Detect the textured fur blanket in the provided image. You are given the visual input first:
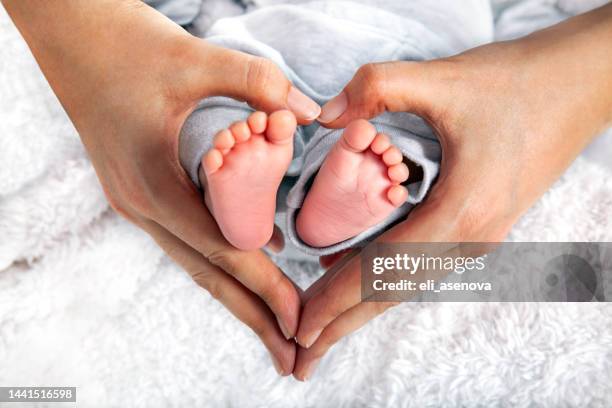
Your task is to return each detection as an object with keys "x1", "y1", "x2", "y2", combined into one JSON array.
[{"x1": 1, "y1": 1, "x2": 611, "y2": 406}]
